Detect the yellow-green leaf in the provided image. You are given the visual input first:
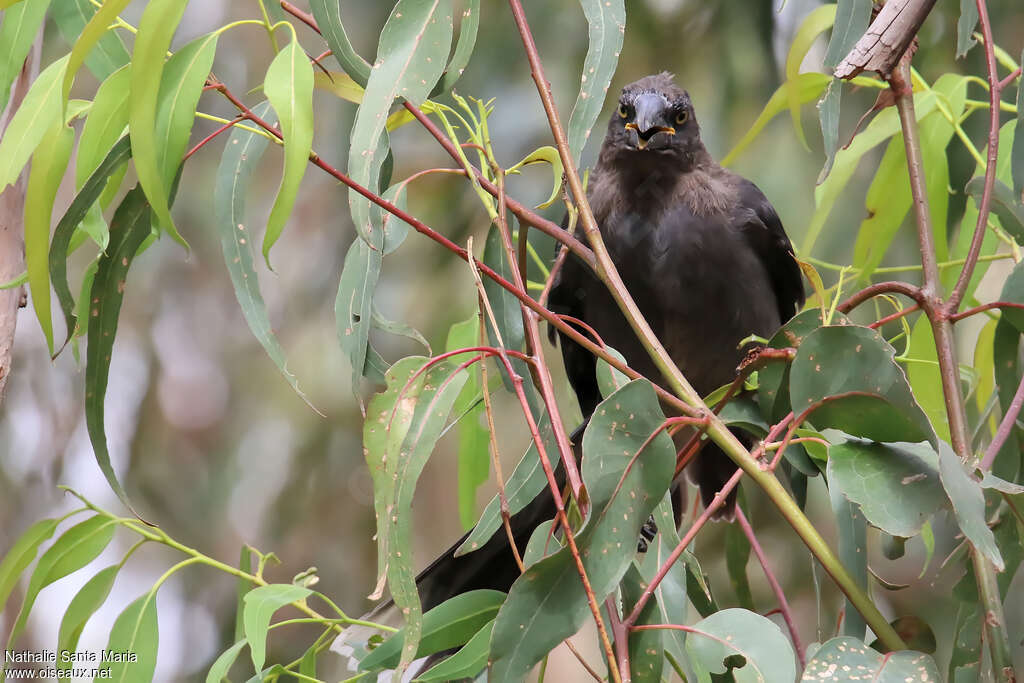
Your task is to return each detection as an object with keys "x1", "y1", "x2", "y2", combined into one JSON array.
[
  {"x1": 0, "y1": 55, "x2": 69, "y2": 190},
  {"x1": 63, "y1": 0, "x2": 132, "y2": 103},
  {"x1": 76, "y1": 64, "x2": 130, "y2": 189},
  {"x1": 785, "y1": 4, "x2": 836, "y2": 150}
]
